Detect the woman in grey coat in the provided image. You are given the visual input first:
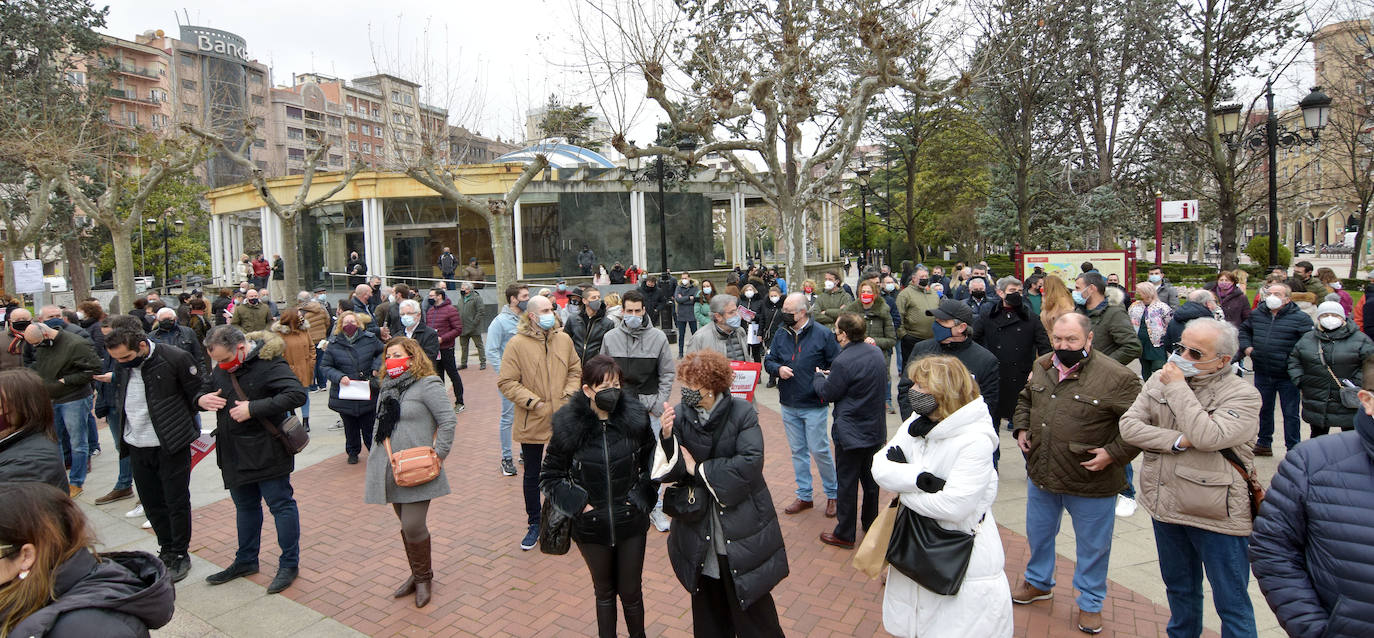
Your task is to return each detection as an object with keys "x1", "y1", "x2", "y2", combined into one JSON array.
[{"x1": 364, "y1": 337, "x2": 457, "y2": 609}]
